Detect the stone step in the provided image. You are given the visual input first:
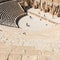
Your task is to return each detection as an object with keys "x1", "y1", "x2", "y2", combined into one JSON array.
[
  {"x1": 10, "y1": 46, "x2": 35, "y2": 55},
  {"x1": 22, "y1": 55, "x2": 38, "y2": 60},
  {"x1": 9, "y1": 54, "x2": 21, "y2": 60},
  {"x1": 26, "y1": 49, "x2": 41, "y2": 55},
  {"x1": 0, "y1": 53, "x2": 8, "y2": 60},
  {"x1": 0, "y1": 43, "x2": 60, "y2": 60},
  {"x1": 0, "y1": 43, "x2": 11, "y2": 54}
]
